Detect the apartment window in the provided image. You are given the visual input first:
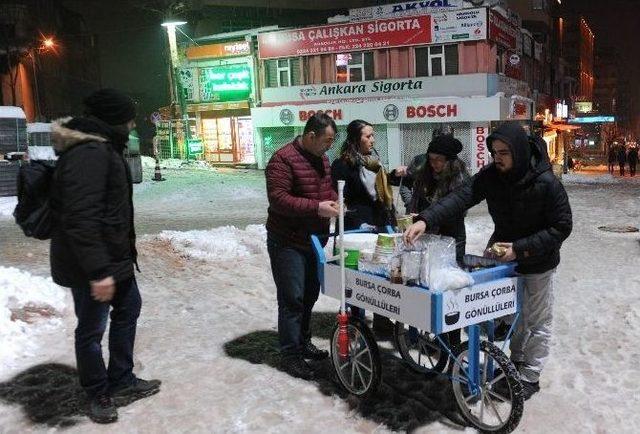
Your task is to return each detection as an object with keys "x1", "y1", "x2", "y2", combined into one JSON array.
[
  {"x1": 264, "y1": 58, "x2": 302, "y2": 87},
  {"x1": 496, "y1": 47, "x2": 505, "y2": 74},
  {"x1": 336, "y1": 52, "x2": 374, "y2": 82},
  {"x1": 415, "y1": 44, "x2": 458, "y2": 77},
  {"x1": 532, "y1": 0, "x2": 545, "y2": 11}
]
